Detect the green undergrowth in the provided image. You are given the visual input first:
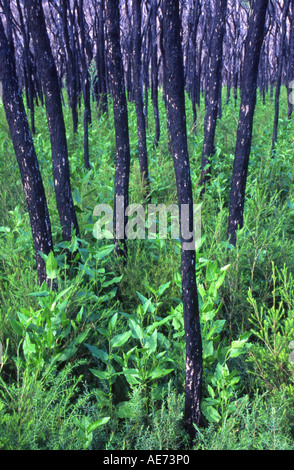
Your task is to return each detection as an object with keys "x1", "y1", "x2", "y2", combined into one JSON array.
[{"x1": 0, "y1": 87, "x2": 293, "y2": 449}]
